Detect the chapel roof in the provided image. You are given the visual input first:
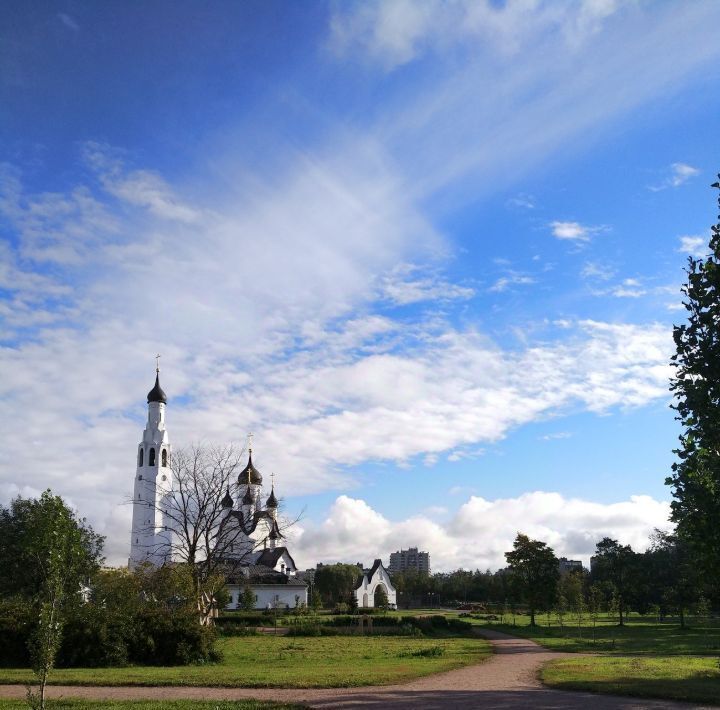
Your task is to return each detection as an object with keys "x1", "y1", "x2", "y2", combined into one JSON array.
[
  {"x1": 266, "y1": 486, "x2": 278, "y2": 508},
  {"x1": 147, "y1": 371, "x2": 167, "y2": 404},
  {"x1": 255, "y1": 546, "x2": 296, "y2": 570}
]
